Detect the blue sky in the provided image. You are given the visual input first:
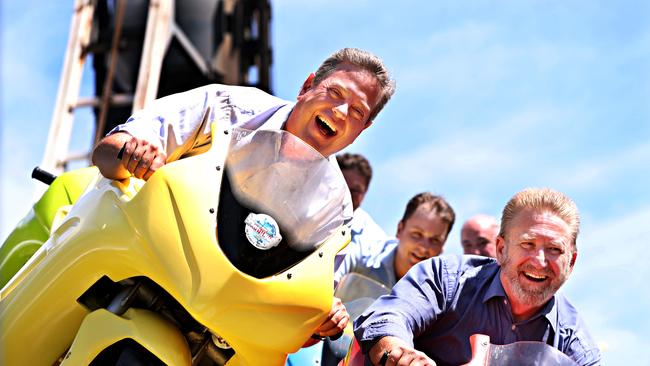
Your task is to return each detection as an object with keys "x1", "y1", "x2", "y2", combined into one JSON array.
[{"x1": 2, "y1": 1, "x2": 649, "y2": 364}]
